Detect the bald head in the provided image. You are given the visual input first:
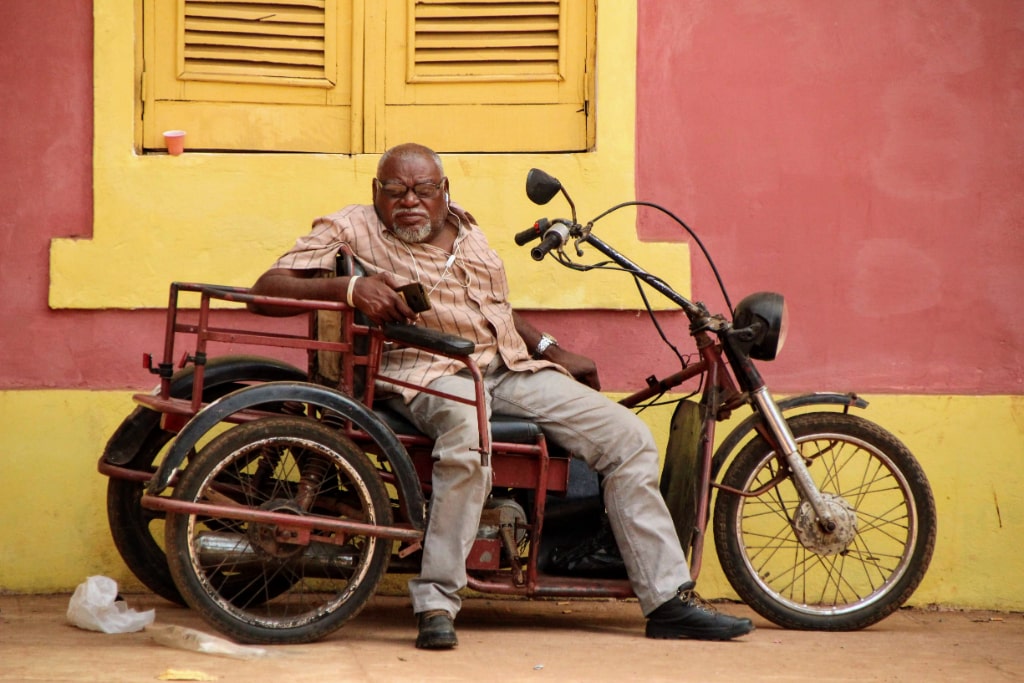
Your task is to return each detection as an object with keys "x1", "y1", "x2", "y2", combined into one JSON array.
[{"x1": 377, "y1": 143, "x2": 445, "y2": 178}]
